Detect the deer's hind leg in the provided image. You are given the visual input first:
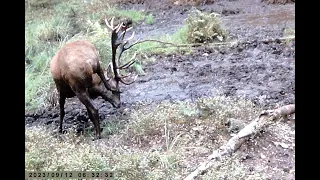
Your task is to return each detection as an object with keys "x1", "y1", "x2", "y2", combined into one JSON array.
[
  {"x1": 58, "y1": 94, "x2": 66, "y2": 133},
  {"x1": 53, "y1": 80, "x2": 68, "y2": 134}
]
